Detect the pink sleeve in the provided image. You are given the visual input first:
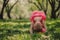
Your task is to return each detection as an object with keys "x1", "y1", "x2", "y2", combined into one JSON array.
[
  {"x1": 30, "y1": 15, "x2": 34, "y2": 22},
  {"x1": 40, "y1": 12, "x2": 46, "y2": 21},
  {"x1": 42, "y1": 15, "x2": 46, "y2": 21}
]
